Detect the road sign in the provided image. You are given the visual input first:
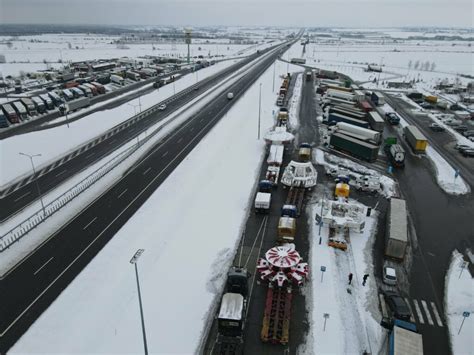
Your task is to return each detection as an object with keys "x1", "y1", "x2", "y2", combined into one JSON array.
[
  {"x1": 320, "y1": 266, "x2": 326, "y2": 272},
  {"x1": 323, "y1": 313, "x2": 330, "y2": 331},
  {"x1": 387, "y1": 165, "x2": 393, "y2": 175},
  {"x1": 455, "y1": 169, "x2": 460, "y2": 178},
  {"x1": 459, "y1": 311, "x2": 471, "y2": 334},
  {"x1": 463, "y1": 311, "x2": 470, "y2": 318},
  {"x1": 323, "y1": 313, "x2": 330, "y2": 319}
]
